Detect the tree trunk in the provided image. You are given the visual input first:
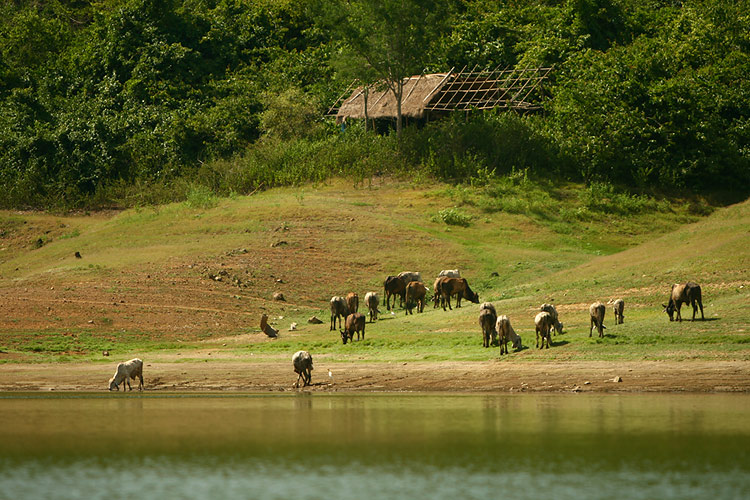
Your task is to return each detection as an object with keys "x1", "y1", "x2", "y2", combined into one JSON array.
[
  {"x1": 395, "y1": 81, "x2": 404, "y2": 139},
  {"x1": 363, "y1": 86, "x2": 370, "y2": 132}
]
